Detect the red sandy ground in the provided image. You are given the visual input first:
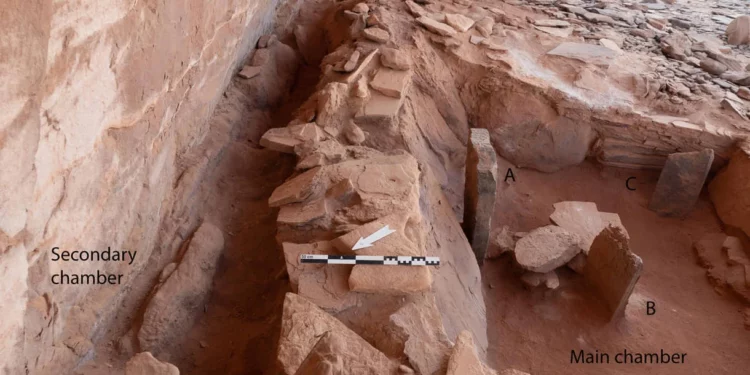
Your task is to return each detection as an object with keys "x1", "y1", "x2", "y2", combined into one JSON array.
[{"x1": 483, "y1": 156, "x2": 750, "y2": 375}]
